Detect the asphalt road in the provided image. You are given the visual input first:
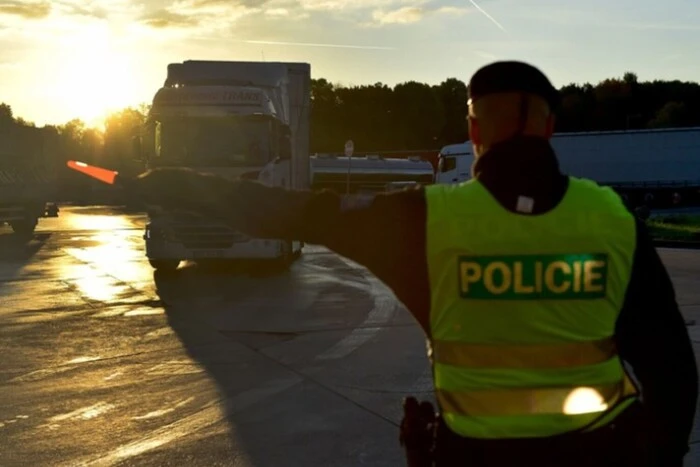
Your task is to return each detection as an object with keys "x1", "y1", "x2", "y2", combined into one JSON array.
[{"x1": 0, "y1": 206, "x2": 698, "y2": 466}]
